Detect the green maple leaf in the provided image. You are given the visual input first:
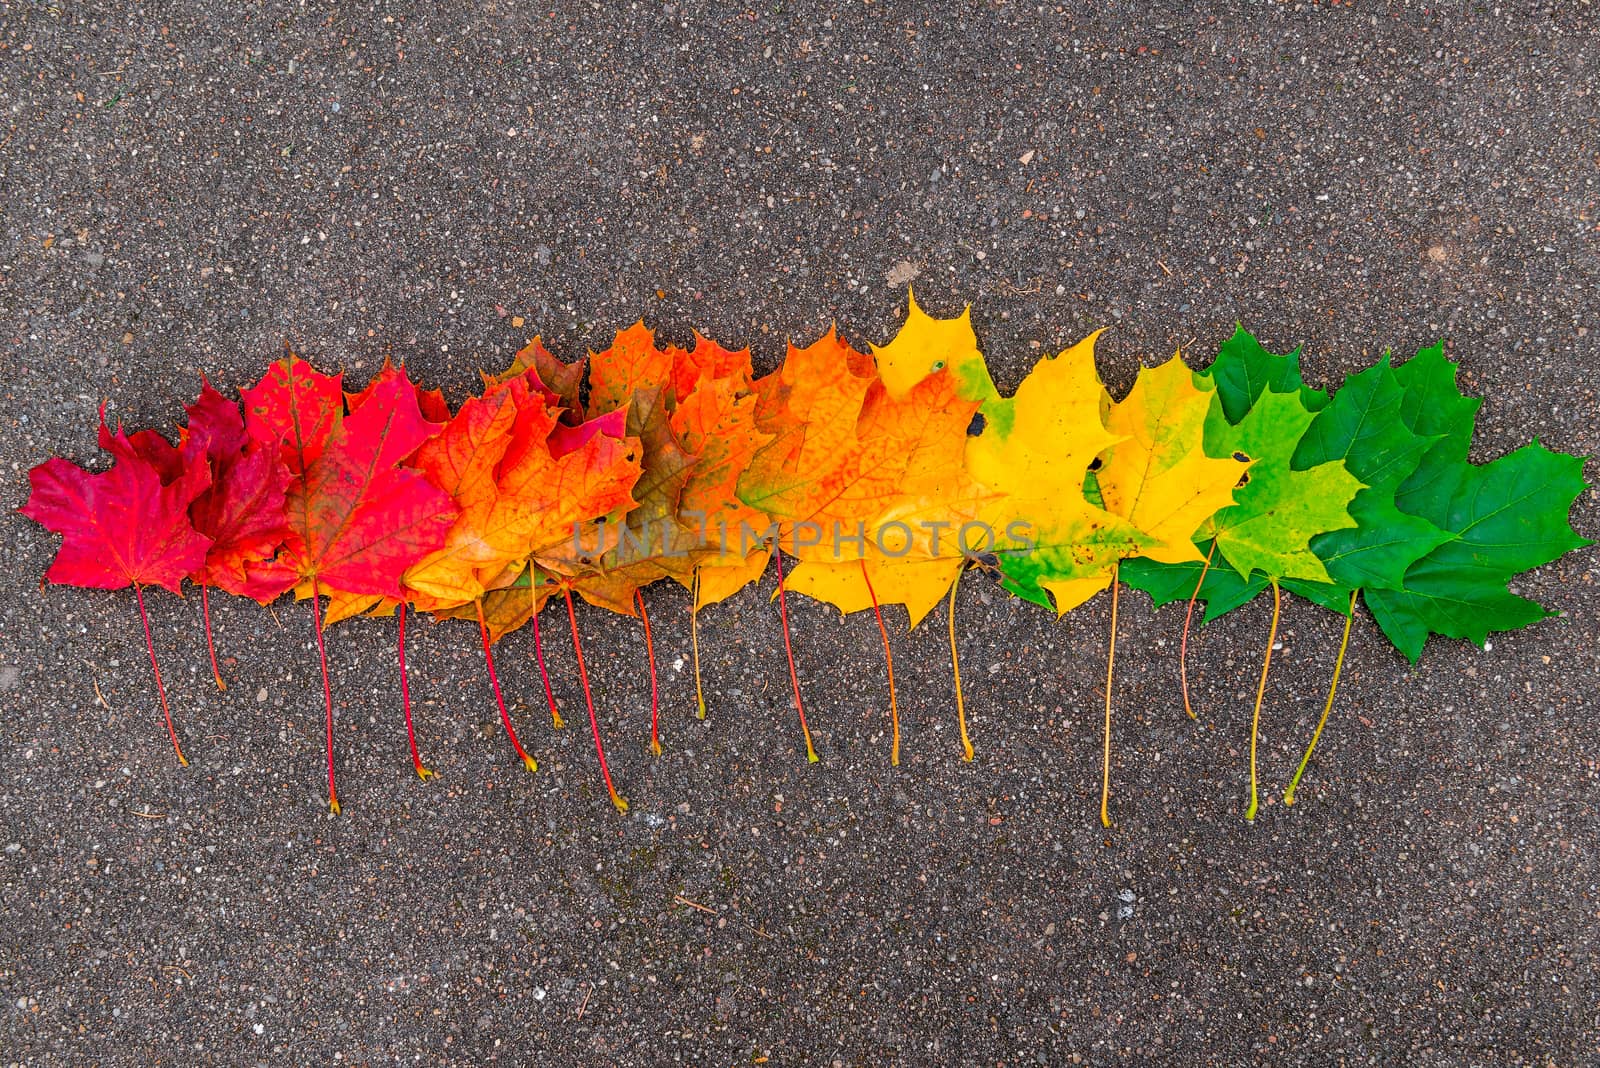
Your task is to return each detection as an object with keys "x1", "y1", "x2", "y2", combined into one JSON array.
[
  {"x1": 1391, "y1": 340, "x2": 1480, "y2": 475},
  {"x1": 1200, "y1": 387, "x2": 1364, "y2": 584},
  {"x1": 1120, "y1": 544, "x2": 1268, "y2": 621},
  {"x1": 1123, "y1": 328, "x2": 1338, "y2": 613},
  {"x1": 1280, "y1": 352, "x2": 1454, "y2": 603},
  {"x1": 1208, "y1": 325, "x2": 1327, "y2": 424},
  {"x1": 1355, "y1": 345, "x2": 1592, "y2": 661}
]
